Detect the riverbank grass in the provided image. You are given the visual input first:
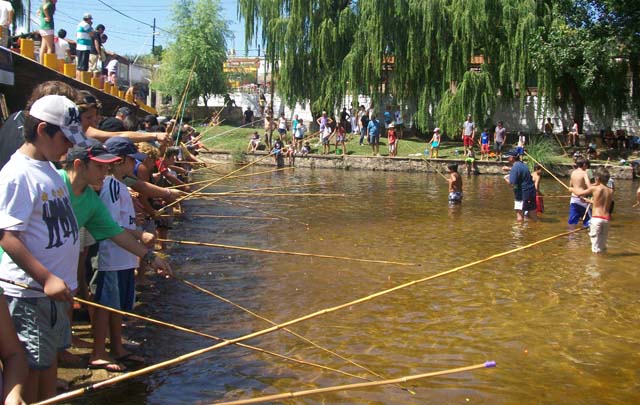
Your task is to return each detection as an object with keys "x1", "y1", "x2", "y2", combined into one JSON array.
[
  {"x1": 197, "y1": 125, "x2": 598, "y2": 164},
  {"x1": 199, "y1": 125, "x2": 467, "y2": 158}
]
